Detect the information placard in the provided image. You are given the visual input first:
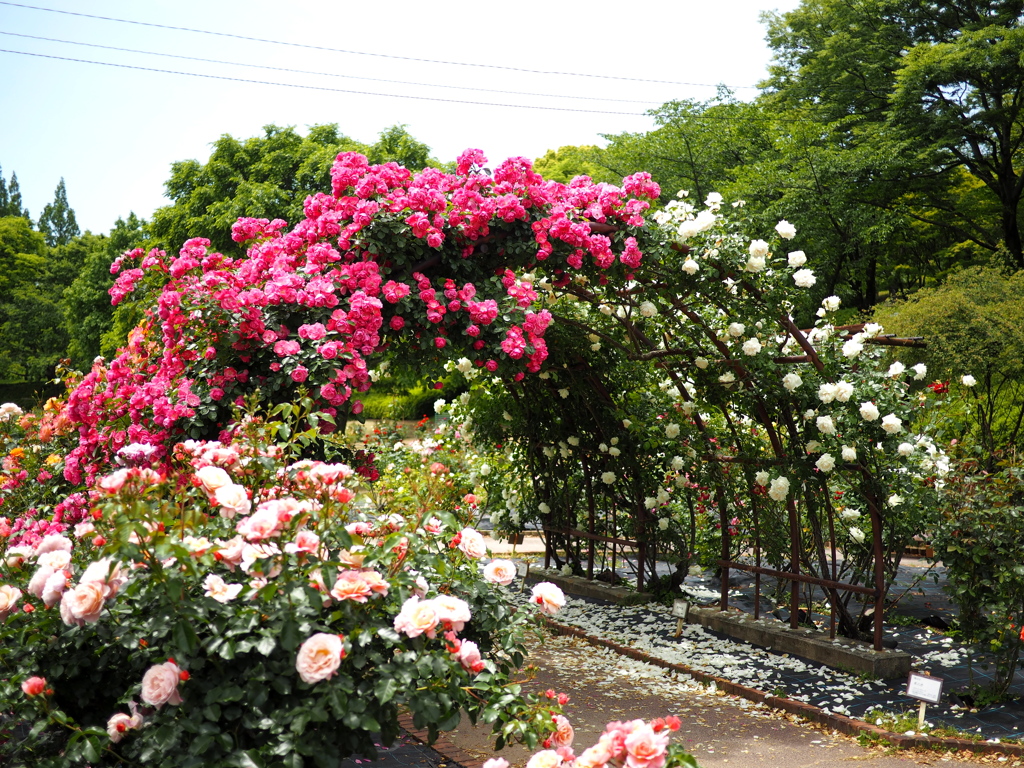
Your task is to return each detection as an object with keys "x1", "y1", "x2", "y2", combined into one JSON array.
[
  {"x1": 672, "y1": 599, "x2": 690, "y2": 620},
  {"x1": 906, "y1": 672, "x2": 943, "y2": 704}
]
